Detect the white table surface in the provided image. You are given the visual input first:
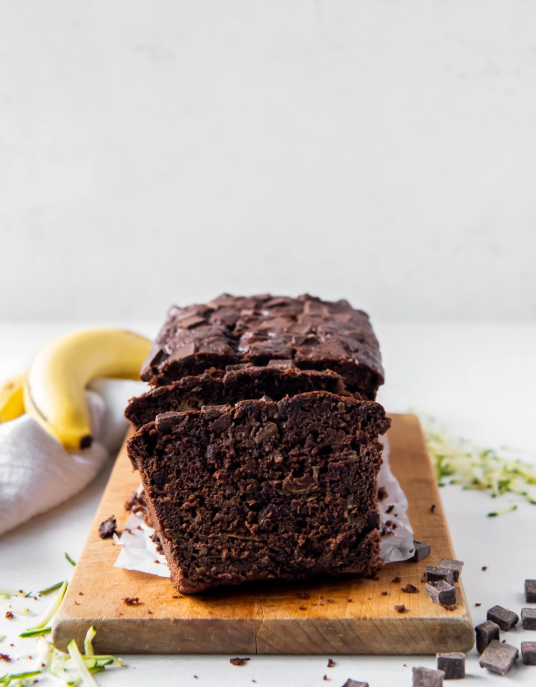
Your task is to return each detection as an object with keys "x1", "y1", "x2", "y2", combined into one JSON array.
[{"x1": 1, "y1": 321, "x2": 535, "y2": 686}]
